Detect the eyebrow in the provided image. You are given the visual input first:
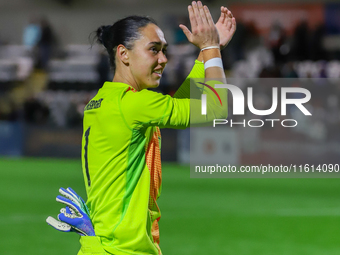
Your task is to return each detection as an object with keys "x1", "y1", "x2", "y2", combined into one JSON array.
[{"x1": 148, "y1": 41, "x2": 168, "y2": 47}]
